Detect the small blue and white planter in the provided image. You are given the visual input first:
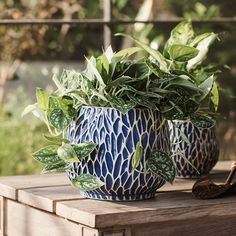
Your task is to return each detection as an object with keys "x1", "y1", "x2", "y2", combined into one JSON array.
[
  {"x1": 67, "y1": 106, "x2": 170, "y2": 201},
  {"x1": 169, "y1": 121, "x2": 219, "y2": 178}
]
